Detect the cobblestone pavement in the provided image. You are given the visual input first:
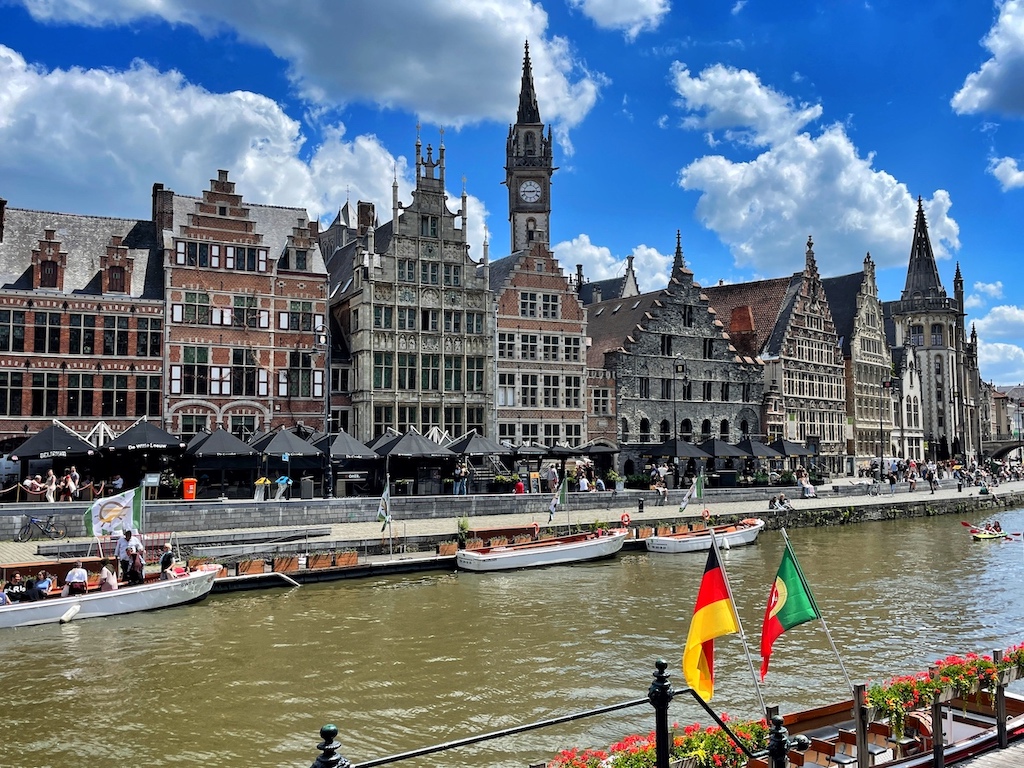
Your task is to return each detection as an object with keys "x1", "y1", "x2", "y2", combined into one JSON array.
[{"x1": 1, "y1": 478, "x2": 1019, "y2": 567}]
